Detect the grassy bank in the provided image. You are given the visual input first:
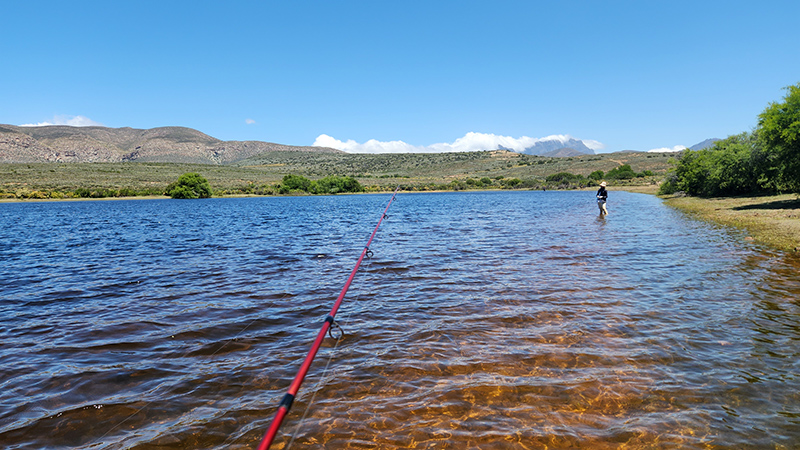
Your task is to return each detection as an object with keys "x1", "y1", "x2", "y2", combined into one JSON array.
[
  {"x1": 611, "y1": 184, "x2": 799, "y2": 252},
  {"x1": 609, "y1": 184, "x2": 660, "y2": 195},
  {"x1": 663, "y1": 194, "x2": 800, "y2": 252}
]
